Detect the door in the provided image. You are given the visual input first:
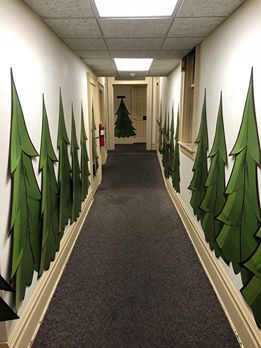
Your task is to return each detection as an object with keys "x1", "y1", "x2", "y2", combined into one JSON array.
[{"x1": 132, "y1": 86, "x2": 147, "y2": 143}]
